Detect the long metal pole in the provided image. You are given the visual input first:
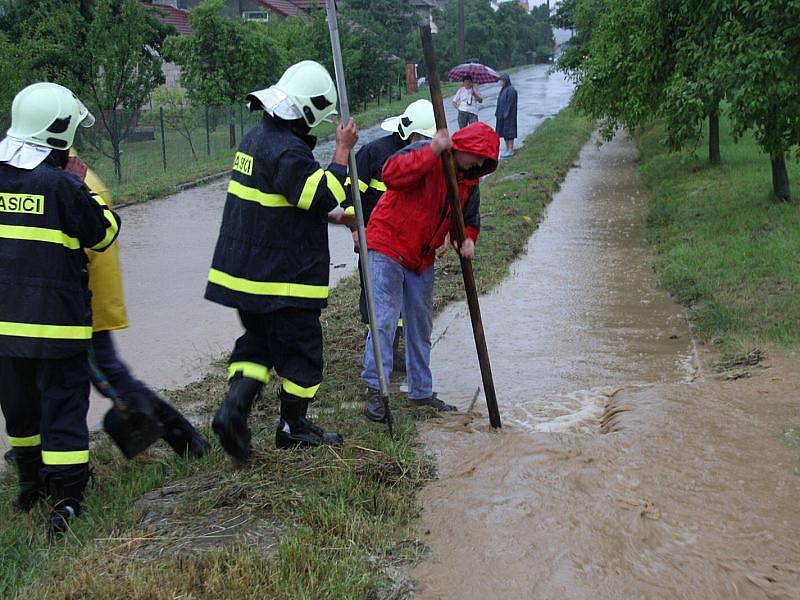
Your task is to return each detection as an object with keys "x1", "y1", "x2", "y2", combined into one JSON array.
[
  {"x1": 325, "y1": 0, "x2": 393, "y2": 434},
  {"x1": 458, "y1": 0, "x2": 465, "y2": 64},
  {"x1": 417, "y1": 13, "x2": 502, "y2": 429}
]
